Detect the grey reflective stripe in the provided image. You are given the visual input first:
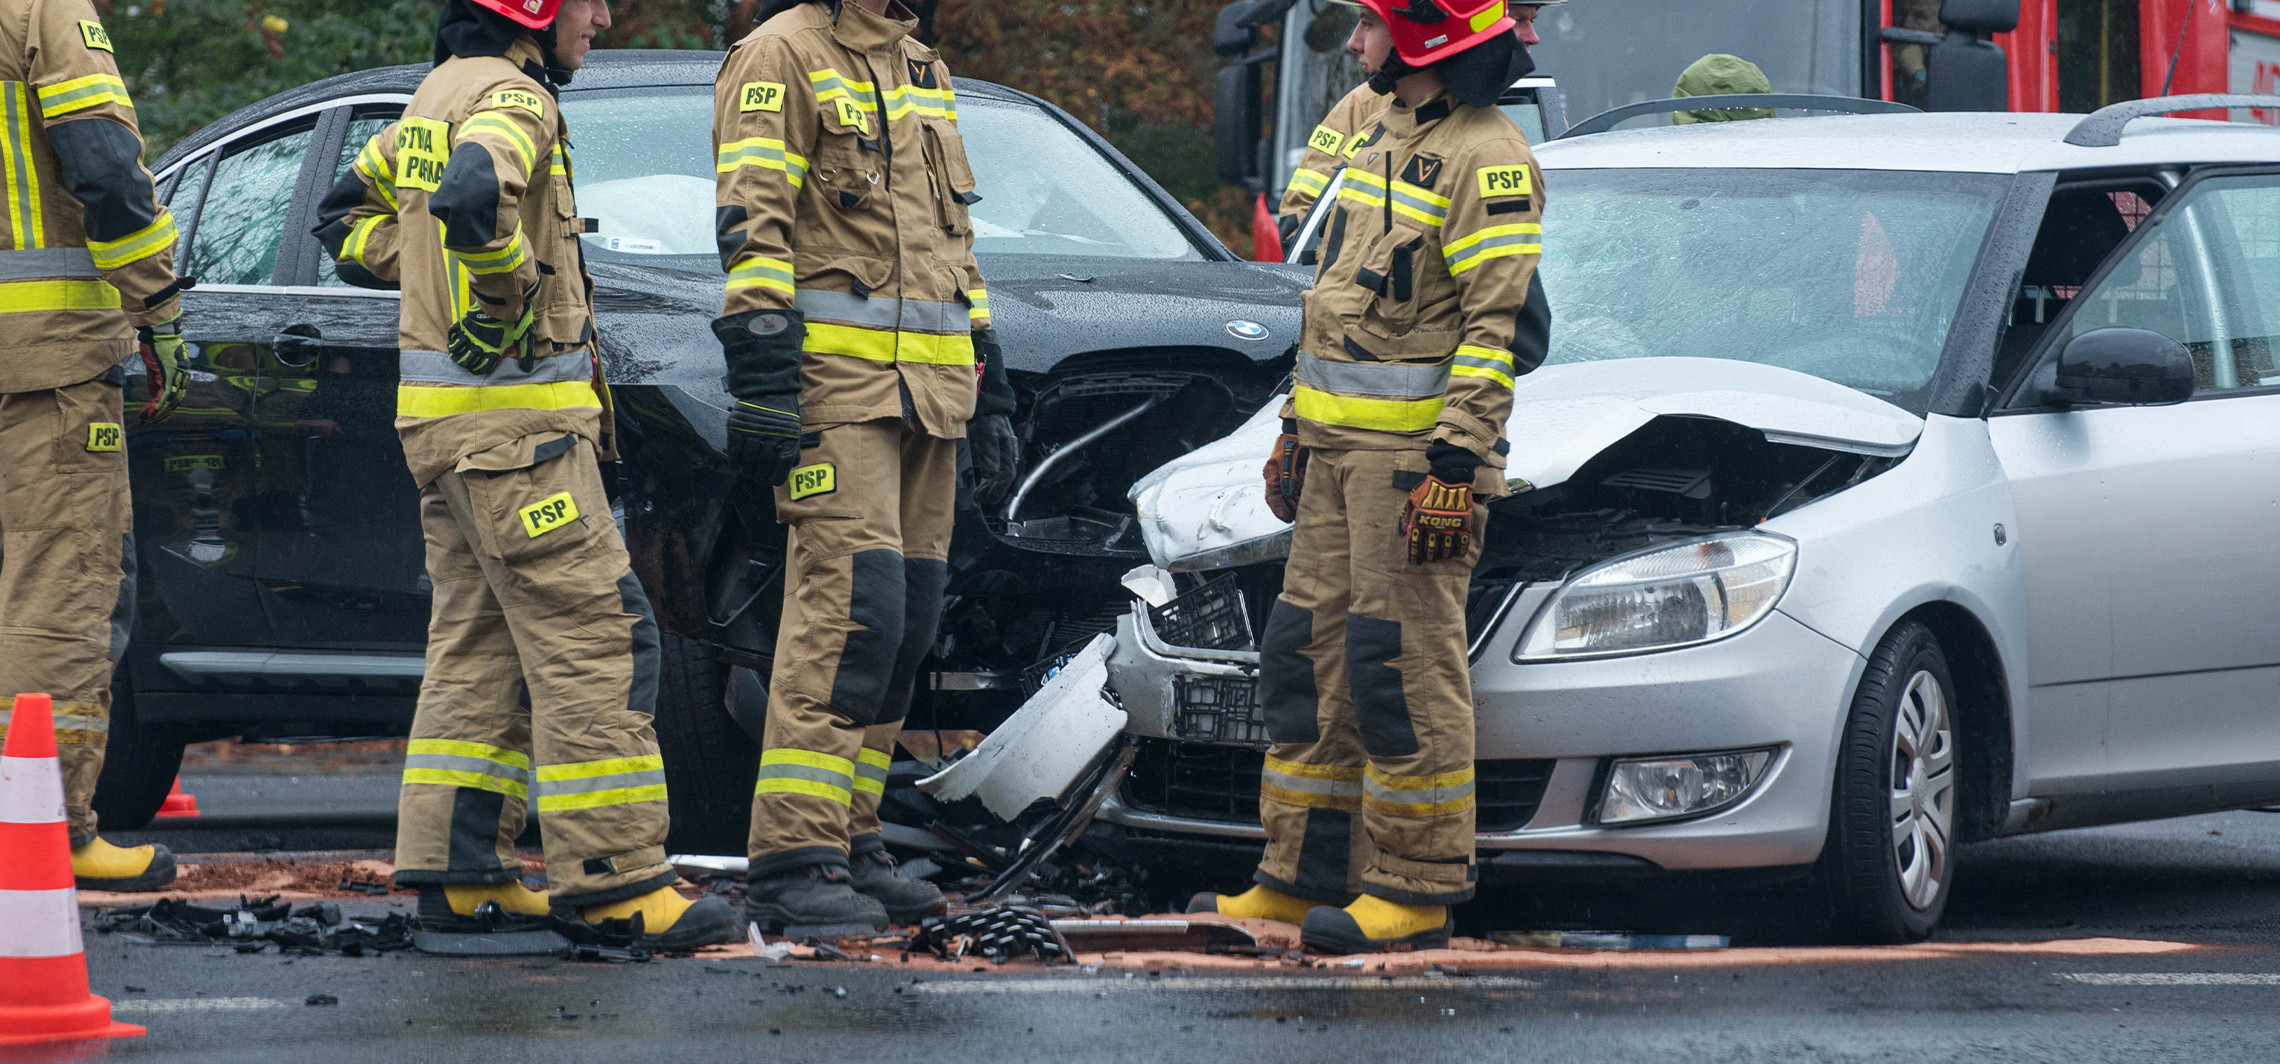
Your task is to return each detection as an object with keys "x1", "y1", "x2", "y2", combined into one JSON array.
[
  {"x1": 399, "y1": 350, "x2": 593, "y2": 386},
  {"x1": 1363, "y1": 777, "x2": 1475, "y2": 805},
  {"x1": 1, "y1": 85, "x2": 38, "y2": 246},
  {"x1": 1261, "y1": 770, "x2": 1362, "y2": 798},
  {"x1": 0, "y1": 248, "x2": 97, "y2": 280},
  {"x1": 794, "y1": 290, "x2": 972, "y2": 334},
  {"x1": 404, "y1": 752, "x2": 531, "y2": 786},
  {"x1": 0, "y1": 710, "x2": 106, "y2": 735},
  {"x1": 853, "y1": 760, "x2": 889, "y2": 785},
  {"x1": 754, "y1": 762, "x2": 855, "y2": 788},
  {"x1": 1389, "y1": 185, "x2": 1448, "y2": 225},
  {"x1": 1445, "y1": 229, "x2": 1542, "y2": 269},
  {"x1": 716, "y1": 140, "x2": 810, "y2": 184},
  {"x1": 1452, "y1": 352, "x2": 1513, "y2": 375},
  {"x1": 535, "y1": 768, "x2": 668, "y2": 798},
  {"x1": 1295, "y1": 351, "x2": 1450, "y2": 398}
]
